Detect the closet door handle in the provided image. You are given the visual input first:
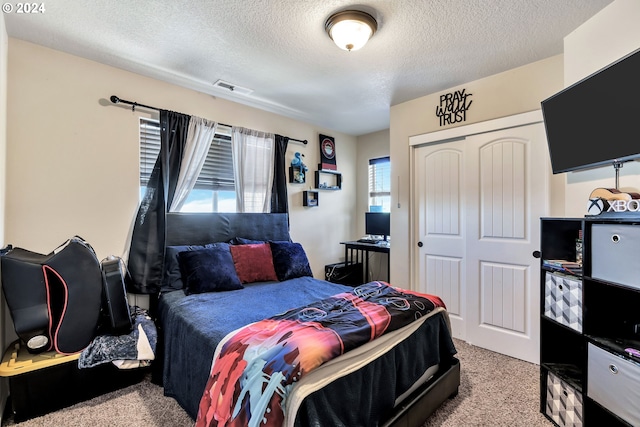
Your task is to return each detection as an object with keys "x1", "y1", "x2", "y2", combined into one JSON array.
[{"x1": 417, "y1": 241, "x2": 423, "y2": 248}]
